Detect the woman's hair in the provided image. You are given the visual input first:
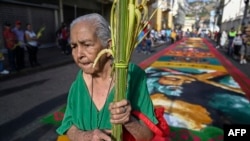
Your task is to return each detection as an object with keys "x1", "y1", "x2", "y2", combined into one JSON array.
[
  {"x1": 70, "y1": 13, "x2": 111, "y2": 47},
  {"x1": 26, "y1": 23, "x2": 31, "y2": 28}
]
